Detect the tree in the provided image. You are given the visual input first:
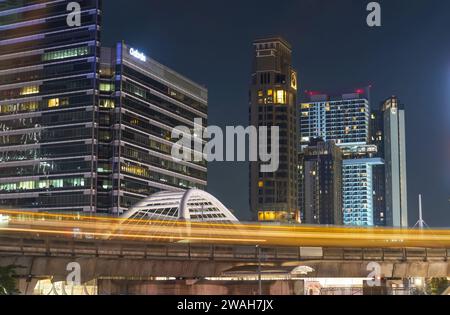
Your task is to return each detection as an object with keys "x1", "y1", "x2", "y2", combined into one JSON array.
[
  {"x1": 0, "y1": 265, "x2": 19, "y2": 295},
  {"x1": 427, "y1": 278, "x2": 449, "y2": 295}
]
